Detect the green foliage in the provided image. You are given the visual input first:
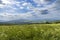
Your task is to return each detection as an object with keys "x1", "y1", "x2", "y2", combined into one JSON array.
[{"x1": 0, "y1": 24, "x2": 60, "y2": 40}]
